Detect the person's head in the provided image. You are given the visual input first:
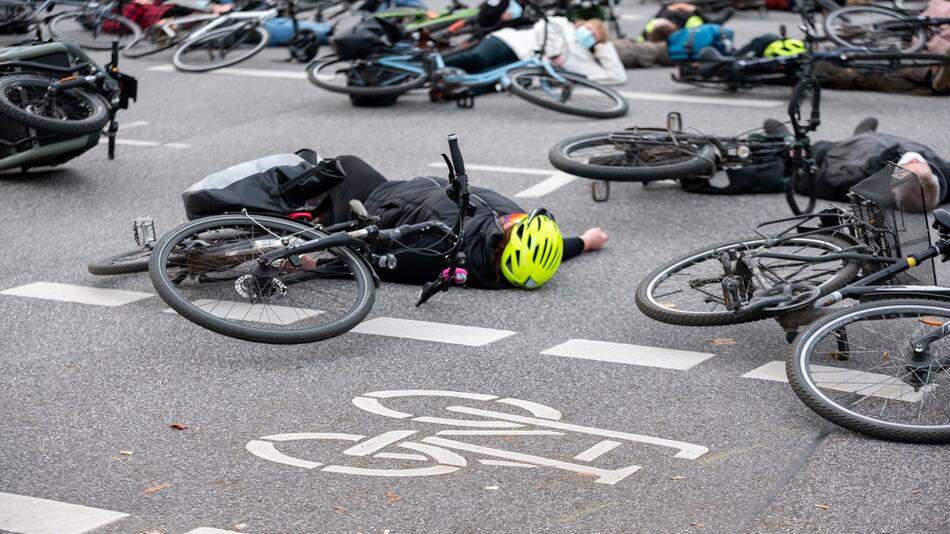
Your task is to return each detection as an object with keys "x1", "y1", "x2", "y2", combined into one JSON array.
[
  {"x1": 644, "y1": 18, "x2": 677, "y2": 42},
  {"x1": 894, "y1": 152, "x2": 940, "y2": 212},
  {"x1": 477, "y1": 0, "x2": 522, "y2": 28},
  {"x1": 495, "y1": 209, "x2": 564, "y2": 289},
  {"x1": 575, "y1": 19, "x2": 609, "y2": 46}
]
